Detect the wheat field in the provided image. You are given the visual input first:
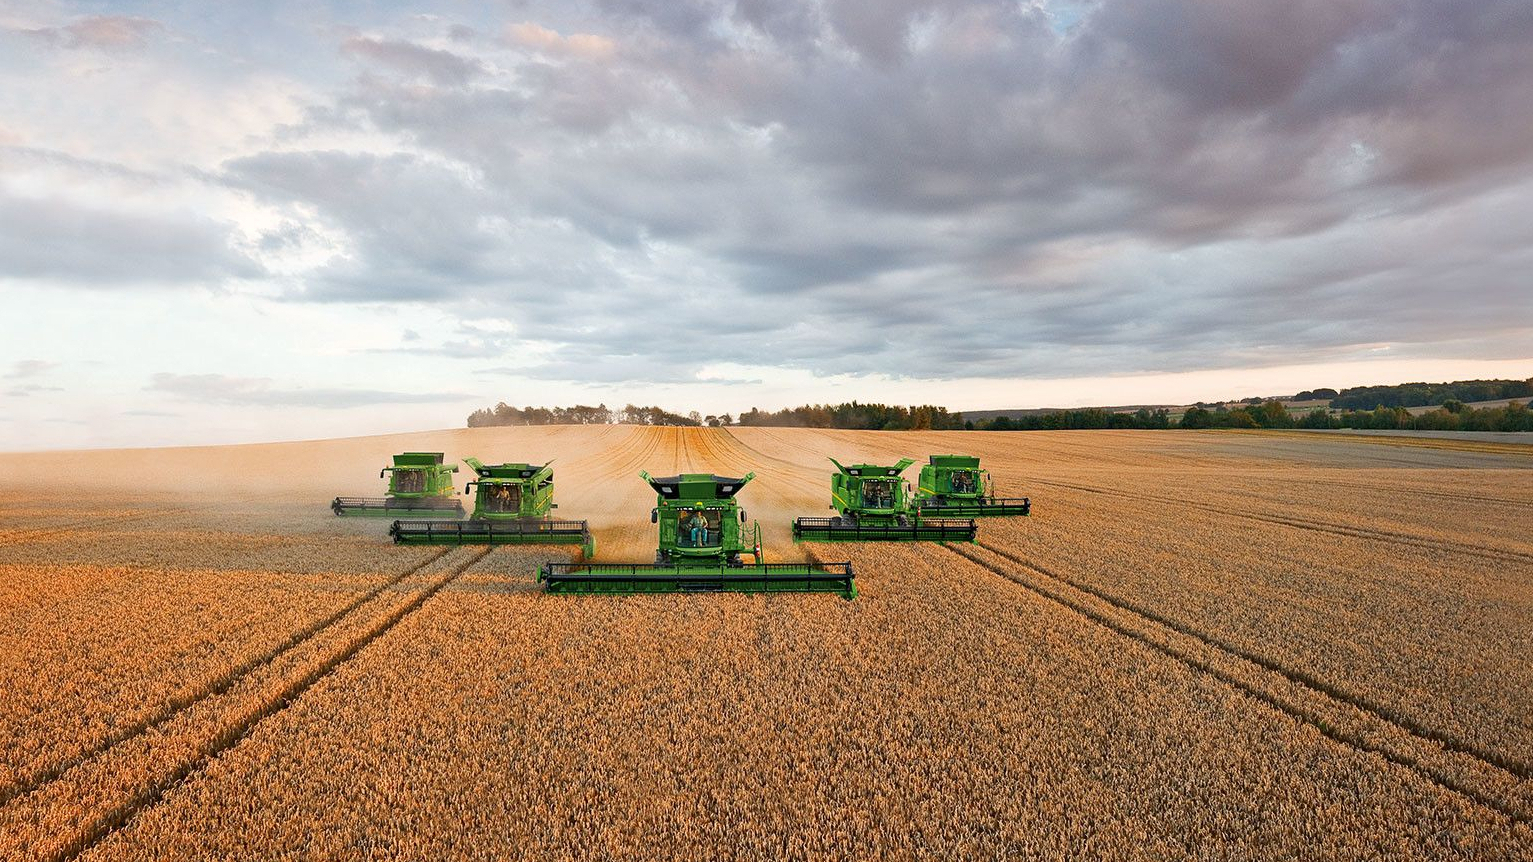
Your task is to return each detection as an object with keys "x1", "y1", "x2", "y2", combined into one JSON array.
[{"x1": 0, "y1": 426, "x2": 1529, "y2": 860}]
